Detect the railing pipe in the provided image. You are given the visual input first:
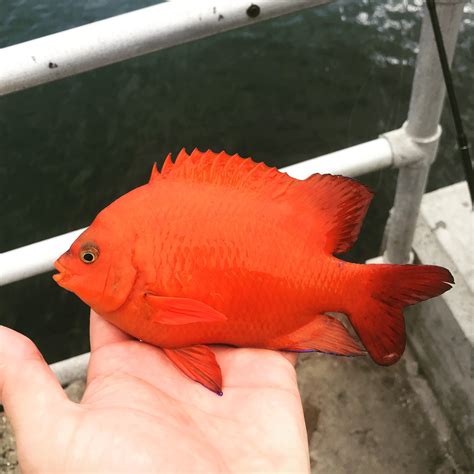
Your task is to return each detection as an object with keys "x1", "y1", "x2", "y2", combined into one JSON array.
[
  {"x1": 0, "y1": 0, "x2": 333, "y2": 96},
  {"x1": 281, "y1": 137, "x2": 394, "y2": 179},
  {"x1": 0, "y1": 229, "x2": 84, "y2": 285},
  {"x1": 50, "y1": 352, "x2": 90, "y2": 387},
  {"x1": 383, "y1": 0, "x2": 466, "y2": 264}
]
